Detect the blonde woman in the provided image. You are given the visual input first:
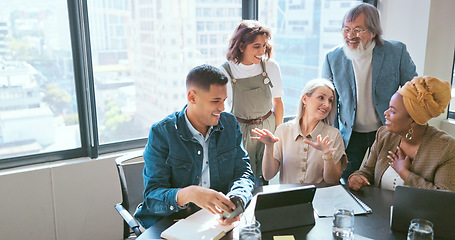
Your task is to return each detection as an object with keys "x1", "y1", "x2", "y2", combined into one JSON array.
[{"x1": 252, "y1": 79, "x2": 347, "y2": 184}]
